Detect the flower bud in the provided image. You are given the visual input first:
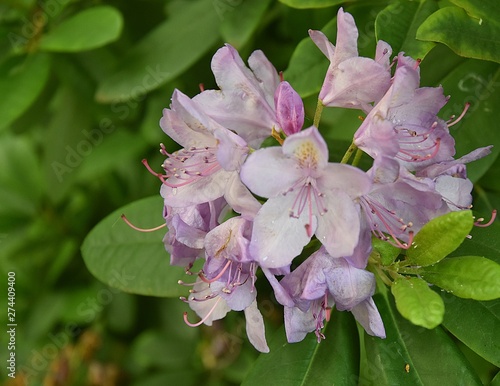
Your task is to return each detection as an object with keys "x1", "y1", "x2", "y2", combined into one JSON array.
[{"x1": 274, "y1": 81, "x2": 304, "y2": 136}]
